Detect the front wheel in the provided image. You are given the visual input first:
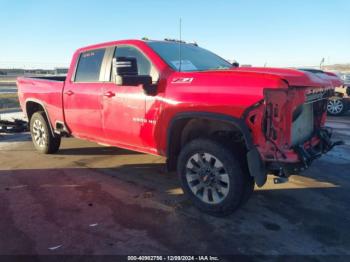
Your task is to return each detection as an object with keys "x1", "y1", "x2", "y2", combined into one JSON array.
[
  {"x1": 327, "y1": 98, "x2": 346, "y2": 116},
  {"x1": 30, "y1": 111, "x2": 61, "y2": 154},
  {"x1": 177, "y1": 138, "x2": 248, "y2": 216}
]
